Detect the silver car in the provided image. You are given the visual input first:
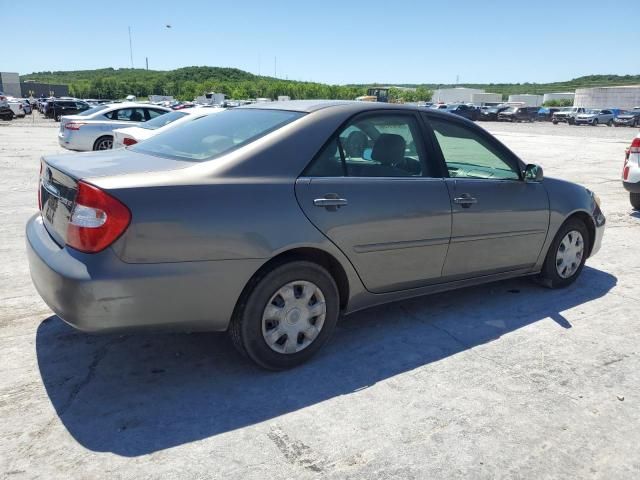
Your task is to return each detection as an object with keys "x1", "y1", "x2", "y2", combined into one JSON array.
[
  {"x1": 574, "y1": 109, "x2": 615, "y2": 126},
  {"x1": 27, "y1": 101, "x2": 605, "y2": 369},
  {"x1": 58, "y1": 103, "x2": 171, "y2": 151}
]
